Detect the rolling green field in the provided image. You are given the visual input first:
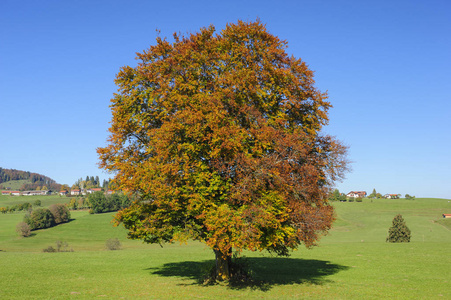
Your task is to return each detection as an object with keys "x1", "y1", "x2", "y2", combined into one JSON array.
[
  {"x1": 0, "y1": 197, "x2": 450, "y2": 299},
  {"x1": 0, "y1": 179, "x2": 31, "y2": 190},
  {"x1": 0, "y1": 194, "x2": 68, "y2": 208}
]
